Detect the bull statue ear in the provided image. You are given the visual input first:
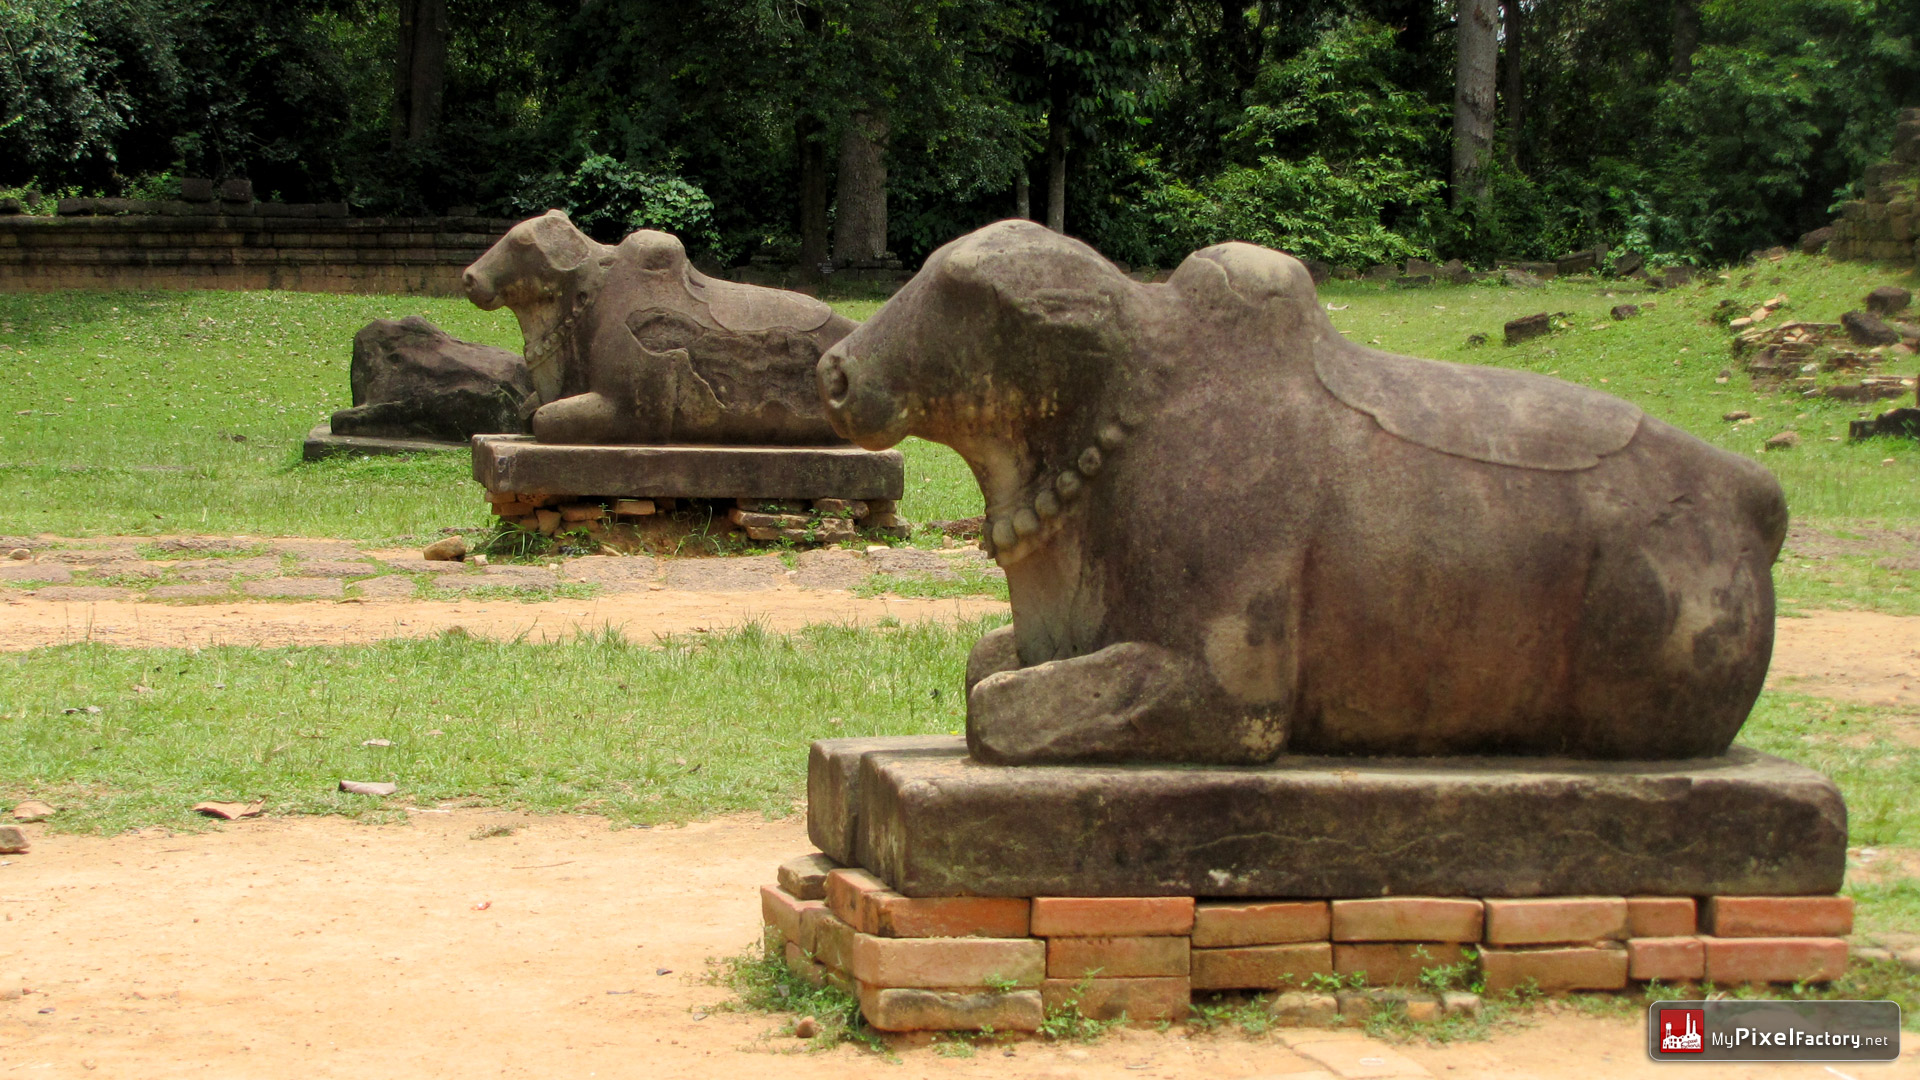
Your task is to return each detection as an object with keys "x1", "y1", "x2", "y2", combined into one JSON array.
[
  {"x1": 1168, "y1": 242, "x2": 1318, "y2": 311},
  {"x1": 527, "y1": 210, "x2": 594, "y2": 274}
]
